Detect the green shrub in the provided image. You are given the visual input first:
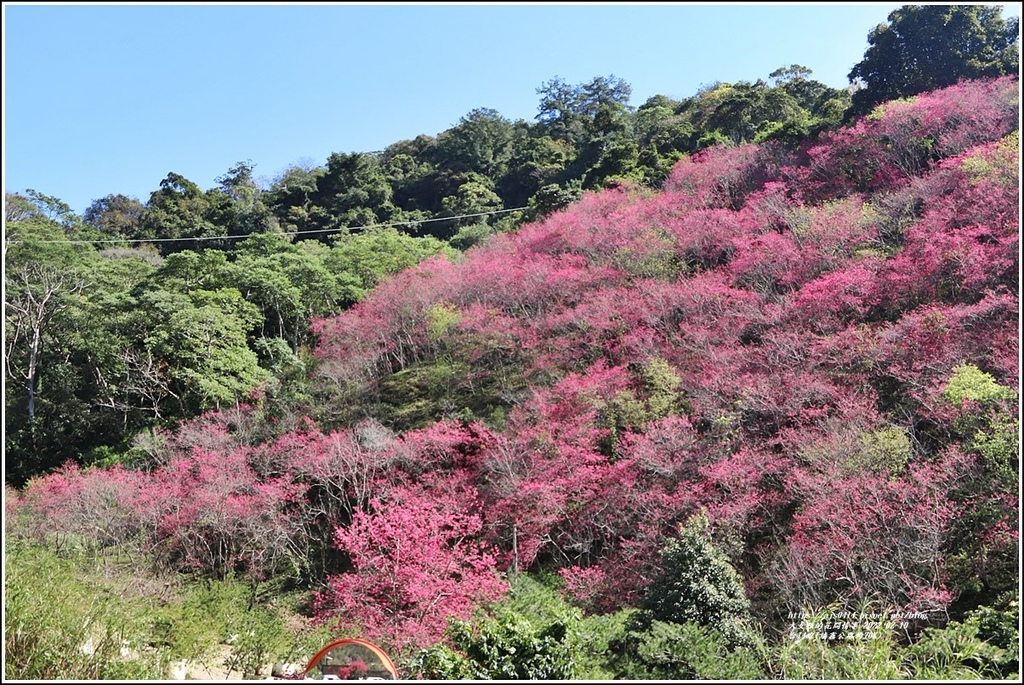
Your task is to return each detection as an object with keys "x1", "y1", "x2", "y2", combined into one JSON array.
[
  {"x1": 633, "y1": 512, "x2": 754, "y2": 646},
  {"x1": 409, "y1": 574, "x2": 584, "y2": 679},
  {"x1": 4, "y1": 541, "x2": 319, "y2": 680},
  {"x1": 408, "y1": 642, "x2": 476, "y2": 679},
  {"x1": 903, "y1": 596, "x2": 1019, "y2": 680},
  {"x1": 613, "y1": 620, "x2": 766, "y2": 680},
  {"x1": 763, "y1": 605, "x2": 903, "y2": 680},
  {"x1": 4, "y1": 541, "x2": 166, "y2": 680},
  {"x1": 223, "y1": 606, "x2": 291, "y2": 678}
]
